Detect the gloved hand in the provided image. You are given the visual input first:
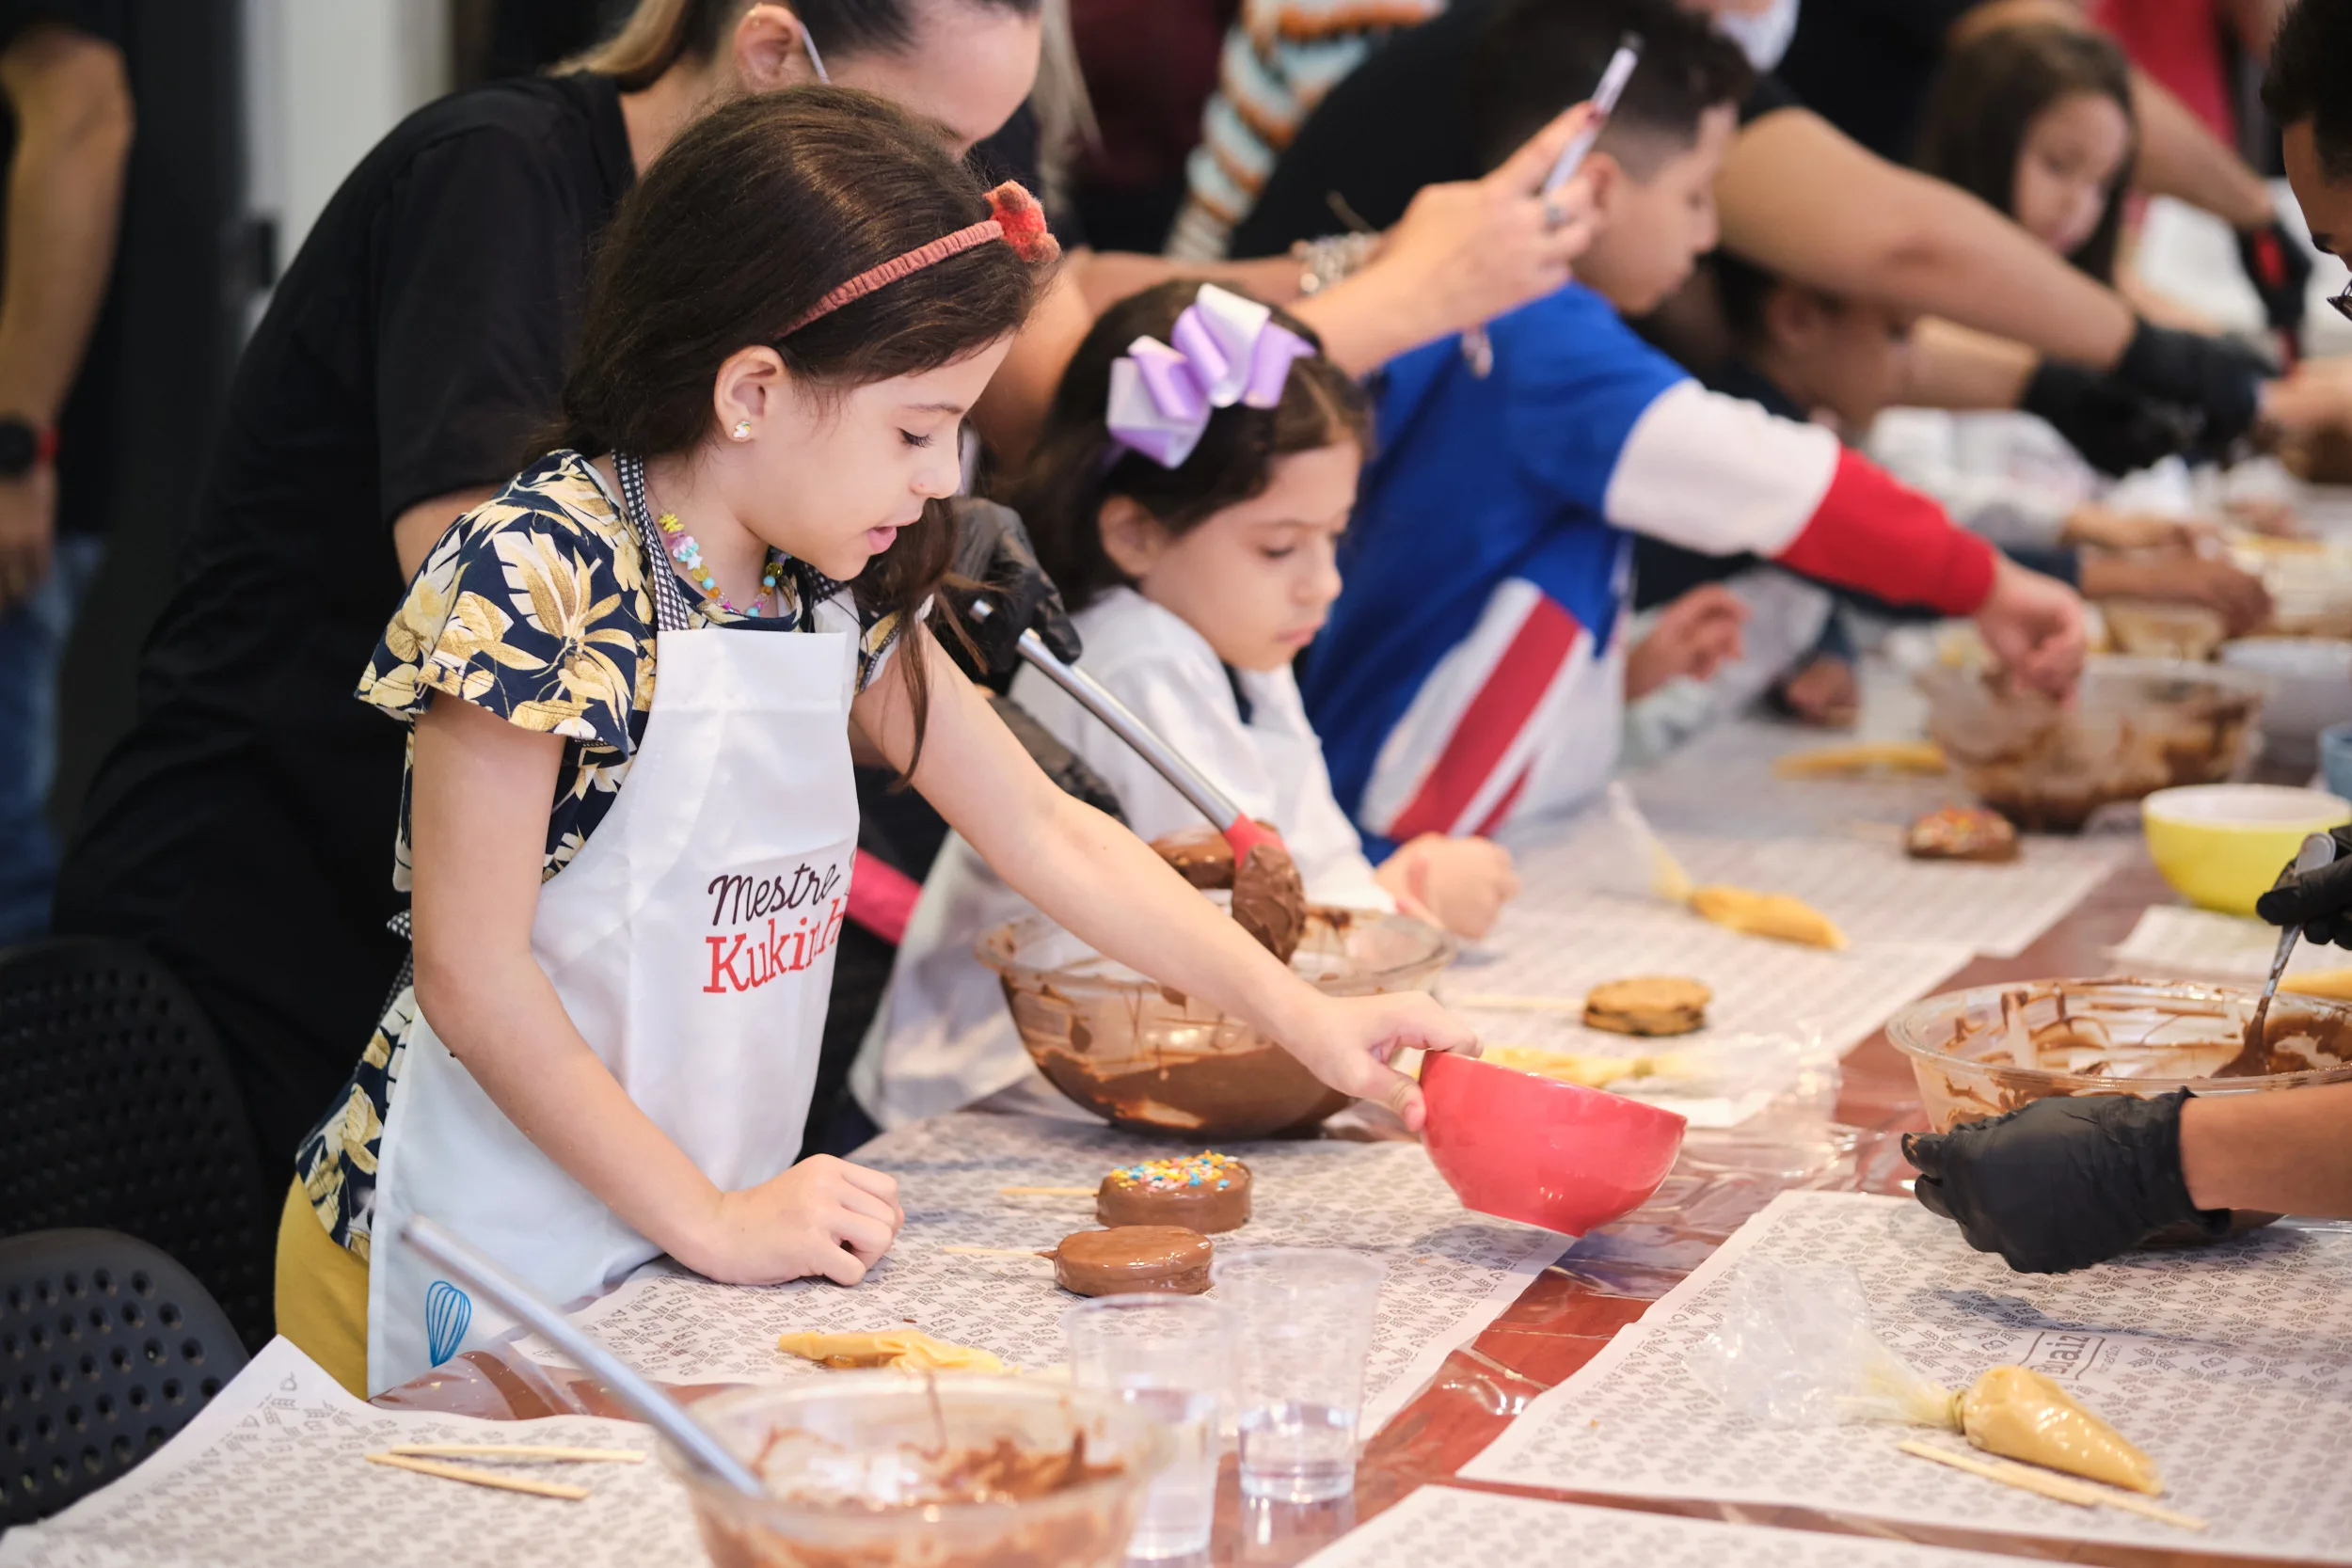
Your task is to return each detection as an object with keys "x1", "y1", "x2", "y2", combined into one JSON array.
[
  {"x1": 2113, "y1": 320, "x2": 2270, "y2": 449},
  {"x1": 1904, "y1": 1091, "x2": 2226, "y2": 1274},
  {"x1": 938, "y1": 498, "x2": 1081, "y2": 683},
  {"x1": 2254, "y1": 824, "x2": 2352, "y2": 945},
  {"x1": 2237, "y1": 217, "x2": 2313, "y2": 345},
  {"x1": 986, "y1": 693, "x2": 1125, "y2": 822},
  {"x1": 2019, "y1": 359, "x2": 2204, "y2": 477}
]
